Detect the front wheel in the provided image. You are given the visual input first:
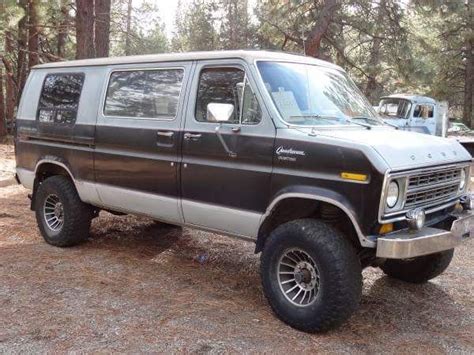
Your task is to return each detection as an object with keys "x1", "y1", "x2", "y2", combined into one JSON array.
[
  {"x1": 260, "y1": 219, "x2": 362, "y2": 332},
  {"x1": 380, "y1": 249, "x2": 454, "y2": 284},
  {"x1": 35, "y1": 175, "x2": 92, "y2": 247}
]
